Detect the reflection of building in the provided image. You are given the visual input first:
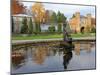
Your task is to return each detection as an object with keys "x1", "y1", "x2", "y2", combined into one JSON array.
[
  {"x1": 69, "y1": 12, "x2": 96, "y2": 33},
  {"x1": 74, "y1": 42, "x2": 92, "y2": 55},
  {"x1": 74, "y1": 42, "x2": 80, "y2": 55}
]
